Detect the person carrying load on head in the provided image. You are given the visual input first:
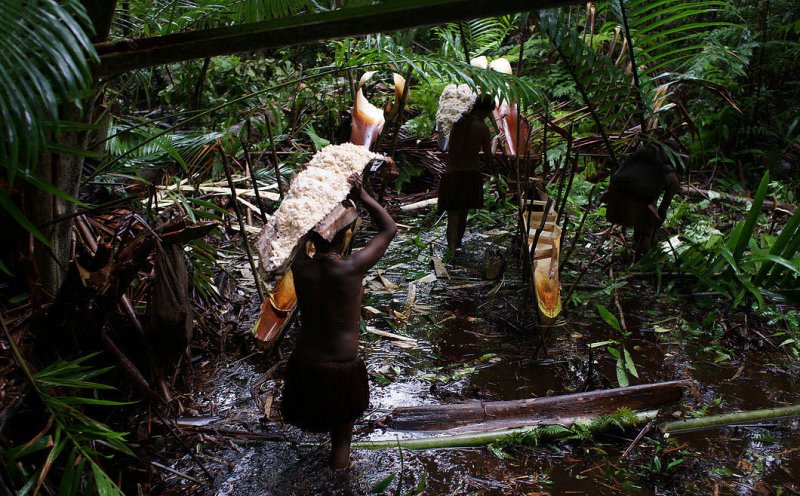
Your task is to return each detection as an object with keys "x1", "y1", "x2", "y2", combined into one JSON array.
[
  {"x1": 438, "y1": 93, "x2": 496, "y2": 258},
  {"x1": 280, "y1": 173, "x2": 397, "y2": 470}
]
